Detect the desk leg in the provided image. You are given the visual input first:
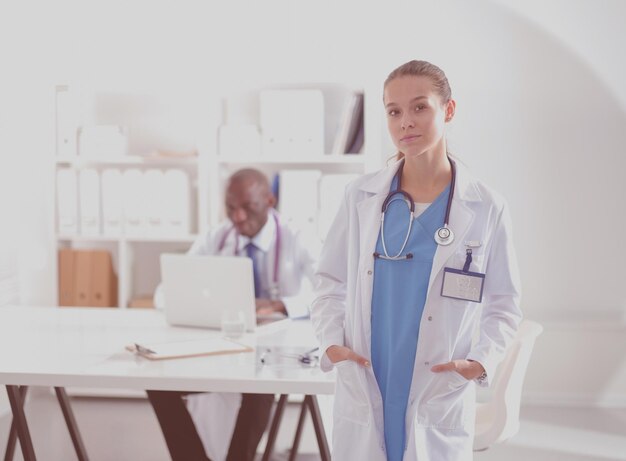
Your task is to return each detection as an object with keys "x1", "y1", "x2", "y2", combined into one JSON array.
[
  {"x1": 5, "y1": 385, "x2": 36, "y2": 461},
  {"x1": 261, "y1": 394, "x2": 288, "y2": 461},
  {"x1": 306, "y1": 395, "x2": 330, "y2": 461},
  {"x1": 4, "y1": 386, "x2": 28, "y2": 461},
  {"x1": 287, "y1": 400, "x2": 308, "y2": 461},
  {"x1": 54, "y1": 387, "x2": 89, "y2": 461}
]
